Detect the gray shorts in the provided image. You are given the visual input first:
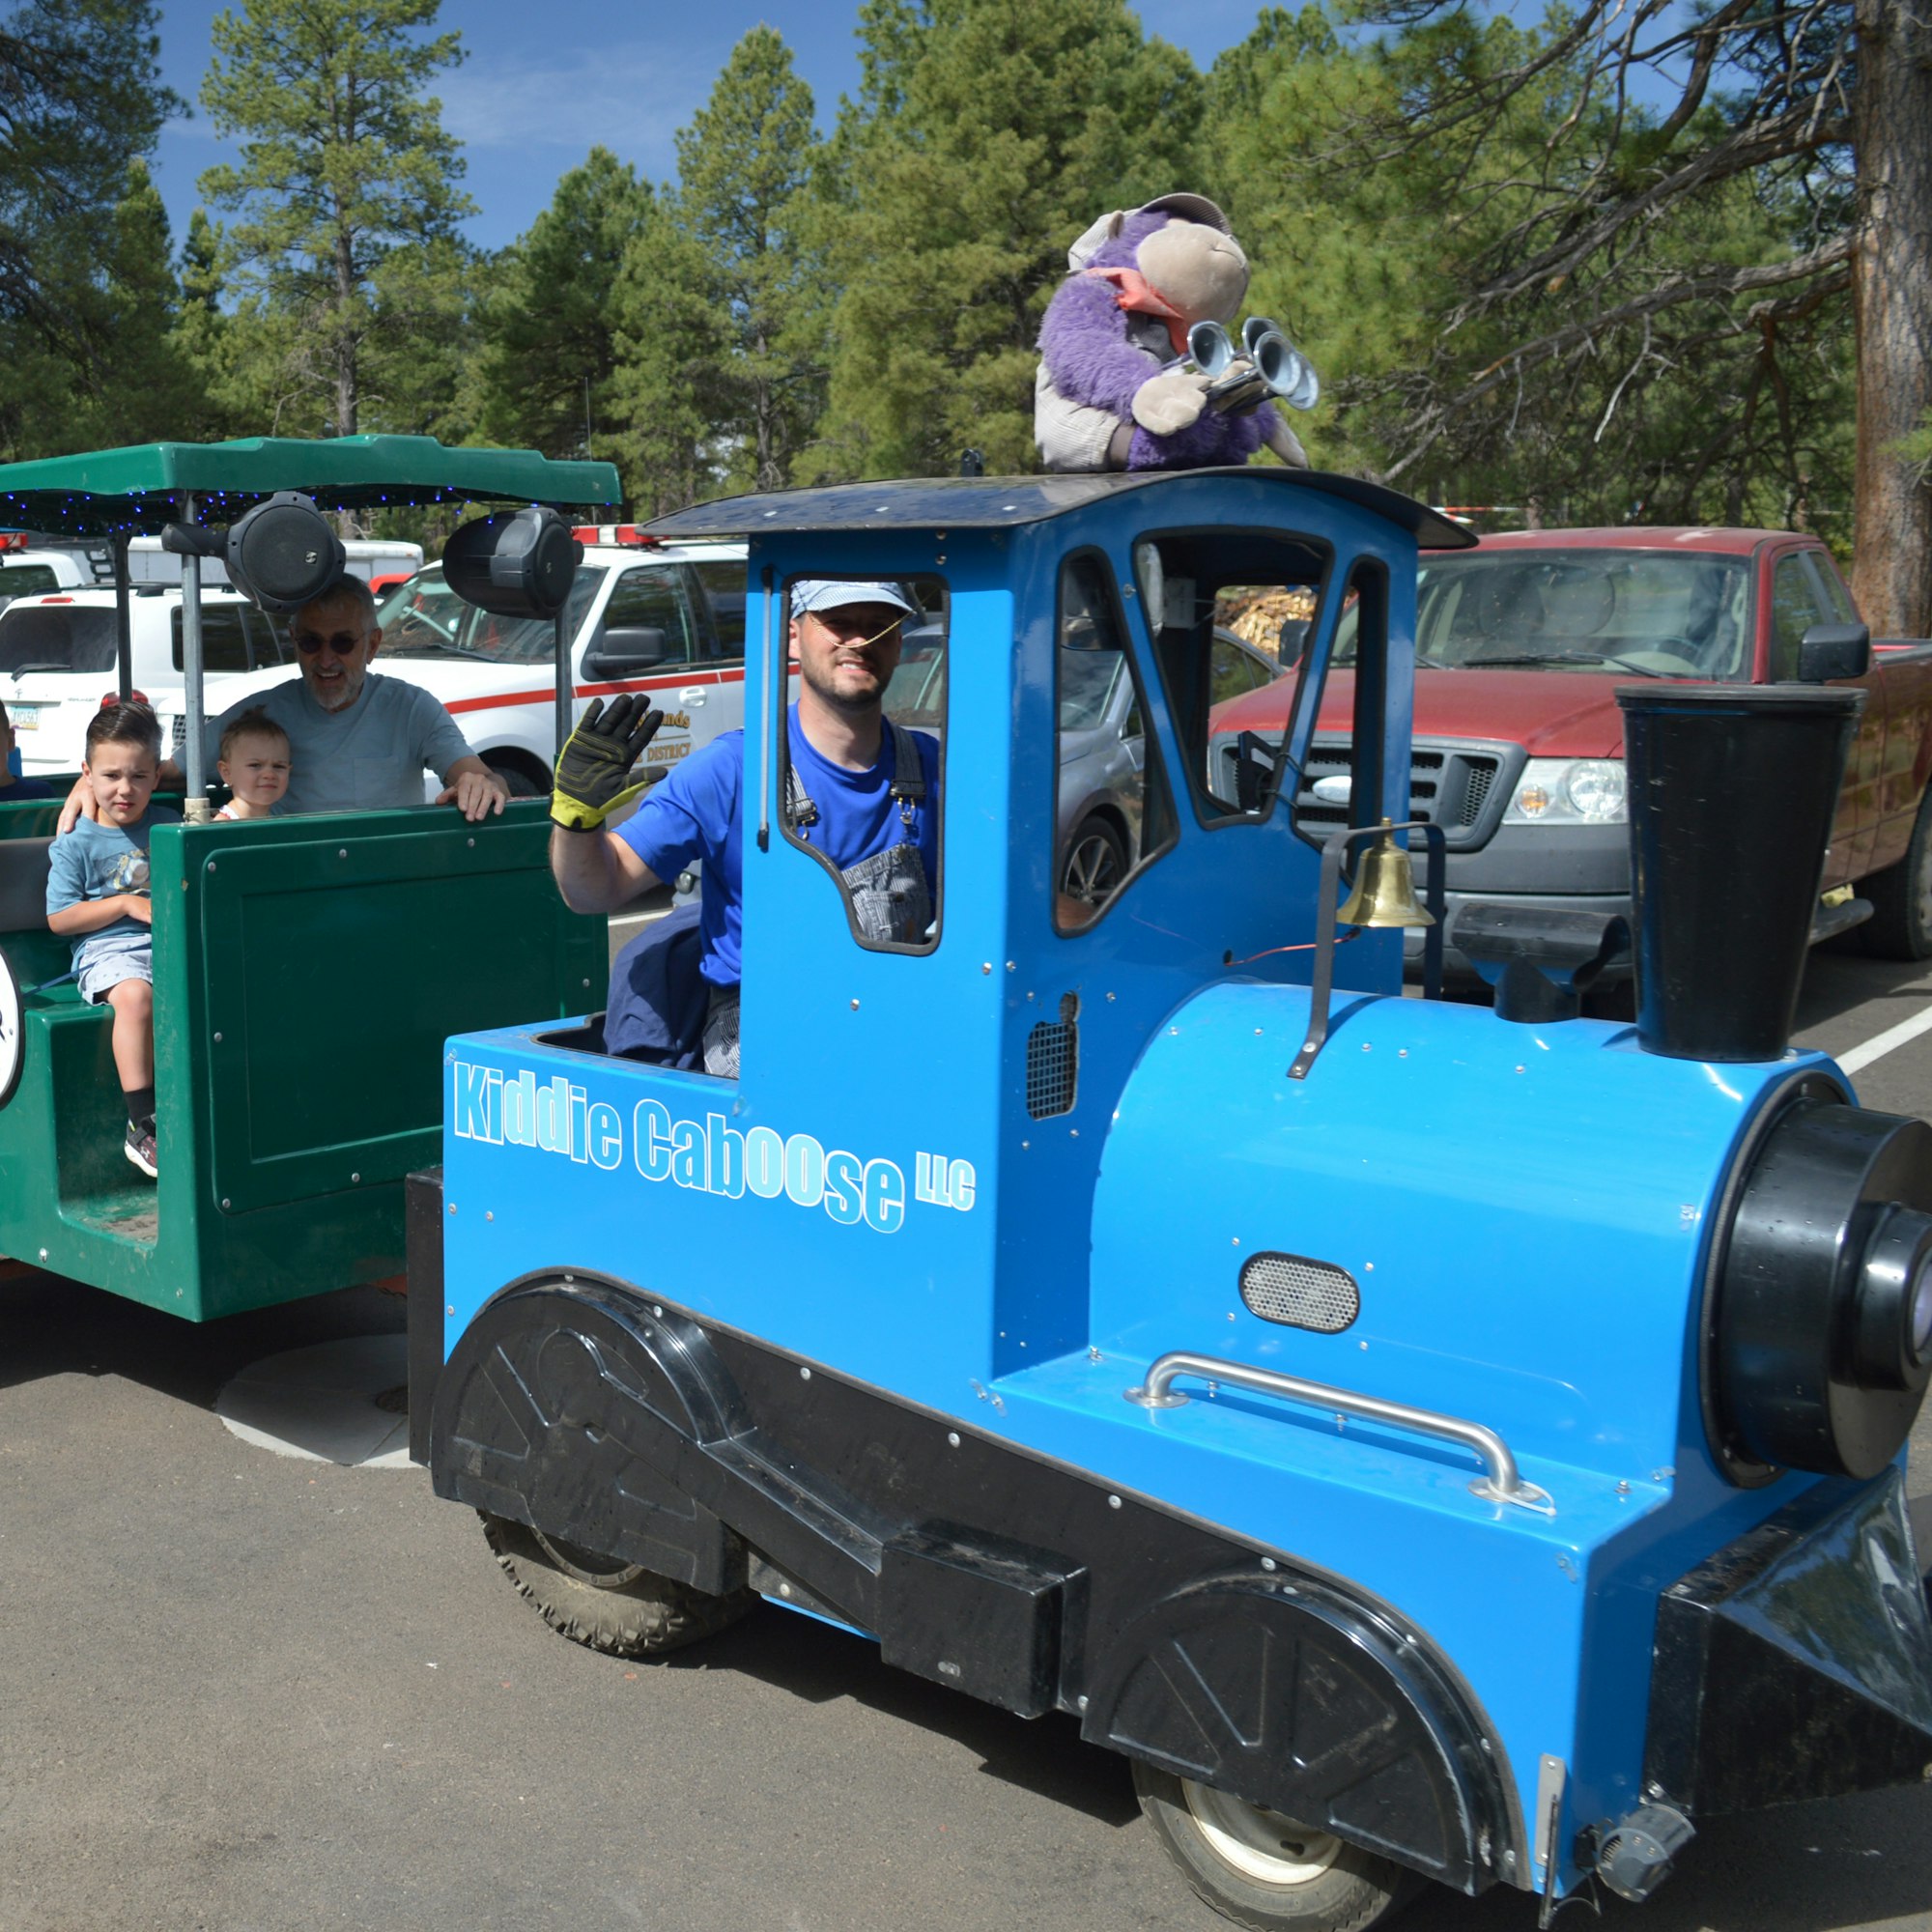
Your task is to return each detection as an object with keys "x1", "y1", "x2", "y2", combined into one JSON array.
[
  {"x1": 703, "y1": 984, "x2": 740, "y2": 1079},
  {"x1": 78, "y1": 953, "x2": 153, "y2": 1004}
]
